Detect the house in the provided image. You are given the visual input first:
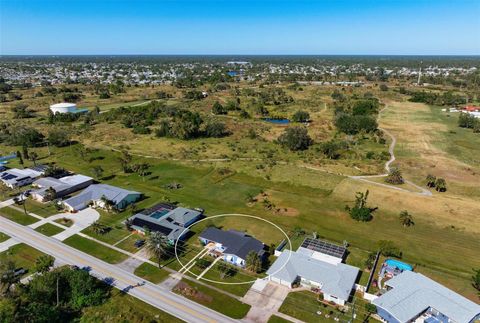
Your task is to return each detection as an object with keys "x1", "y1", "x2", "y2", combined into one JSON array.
[
  {"x1": 127, "y1": 203, "x2": 203, "y2": 243},
  {"x1": 49, "y1": 102, "x2": 88, "y2": 115},
  {"x1": 372, "y1": 271, "x2": 480, "y2": 323},
  {"x1": 31, "y1": 174, "x2": 93, "y2": 202},
  {"x1": 296, "y1": 237, "x2": 347, "y2": 265},
  {"x1": 199, "y1": 227, "x2": 266, "y2": 268},
  {"x1": 62, "y1": 184, "x2": 141, "y2": 212},
  {"x1": 0, "y1": 167, "x2": 45, "y2": 188},
  {"x1": 266, "y1": 249, "x2": 359, "y2": 306}
]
